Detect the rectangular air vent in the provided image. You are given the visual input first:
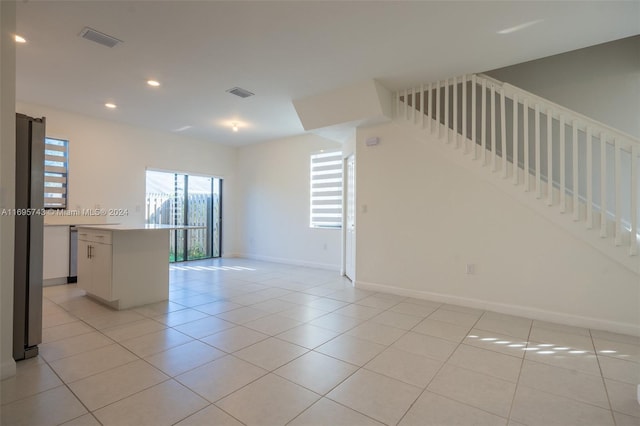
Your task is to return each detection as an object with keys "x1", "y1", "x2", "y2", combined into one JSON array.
[
  {"x1": 79, "y1": 27, "x2": 122, "y2": 48},
  {"x1": 226, "y1": 87, "x2": 255, "y2": 98}
]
